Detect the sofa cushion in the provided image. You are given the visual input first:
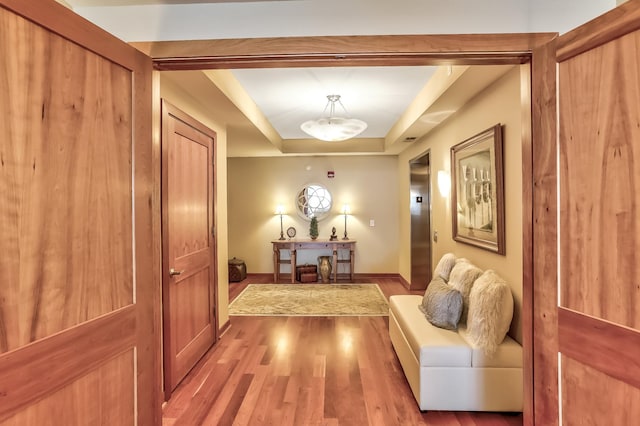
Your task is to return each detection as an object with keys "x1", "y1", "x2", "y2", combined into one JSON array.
[
  {"x1": 466, "y1": 270, "x2": 514, "y2": 356},
  {"x1": 458, "y1": 327, "x2": 523, "y2": 368},
  {"x1": 433, "y1": 252, "x2": 457, "y2": 281},
  {"x1": 389, "y1": 295, "x2": 471, "y2": 367},
  {"x1": 419, "y1": 277, "x2": 463, "y2": 330},
  {"x1": 447, "y1": 259, "x2": 483, "y2": 323}
]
